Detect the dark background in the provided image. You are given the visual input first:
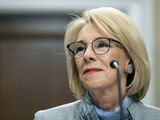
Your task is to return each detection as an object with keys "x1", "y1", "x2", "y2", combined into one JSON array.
[{"x1": 0, "y1": 13, "x2": 75, "y2": 120}]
